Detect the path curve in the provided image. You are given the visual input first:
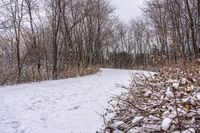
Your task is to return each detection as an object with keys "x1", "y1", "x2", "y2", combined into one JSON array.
[{"x1": 0, "y1": 68, "x2": 149, "y2": 133}]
